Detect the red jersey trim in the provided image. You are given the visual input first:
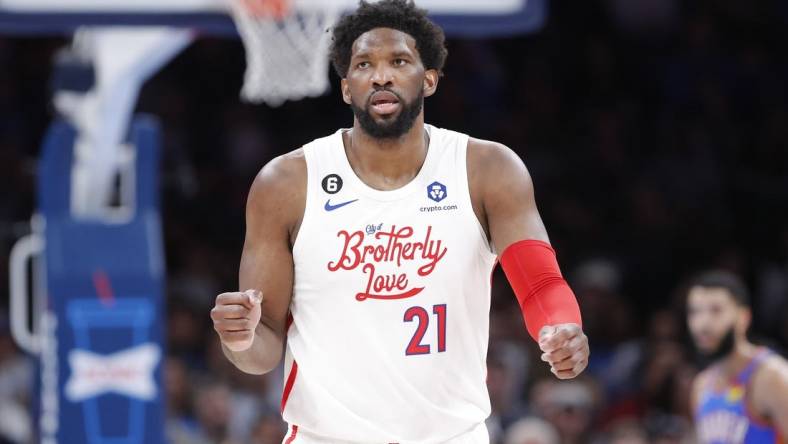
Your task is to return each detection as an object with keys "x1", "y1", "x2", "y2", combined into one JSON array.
[
  {"x1": 284, "y1": 424, "x2": 299, "y2": 444},
  {"x1": 281, "y1": 360, "x2": 299, "y2": 413},
  {"x1": 286, "y1": 312, "x2": 294, "y2": 330}
]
